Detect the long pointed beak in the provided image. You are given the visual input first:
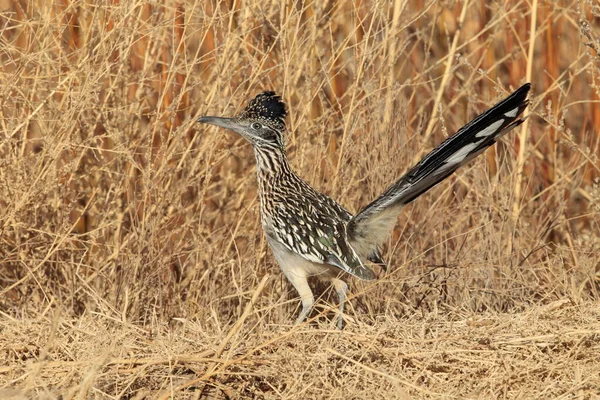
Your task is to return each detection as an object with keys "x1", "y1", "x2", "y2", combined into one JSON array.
[{"x1": 197, "y1": 116, "x2": 237, "y2": 131}]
